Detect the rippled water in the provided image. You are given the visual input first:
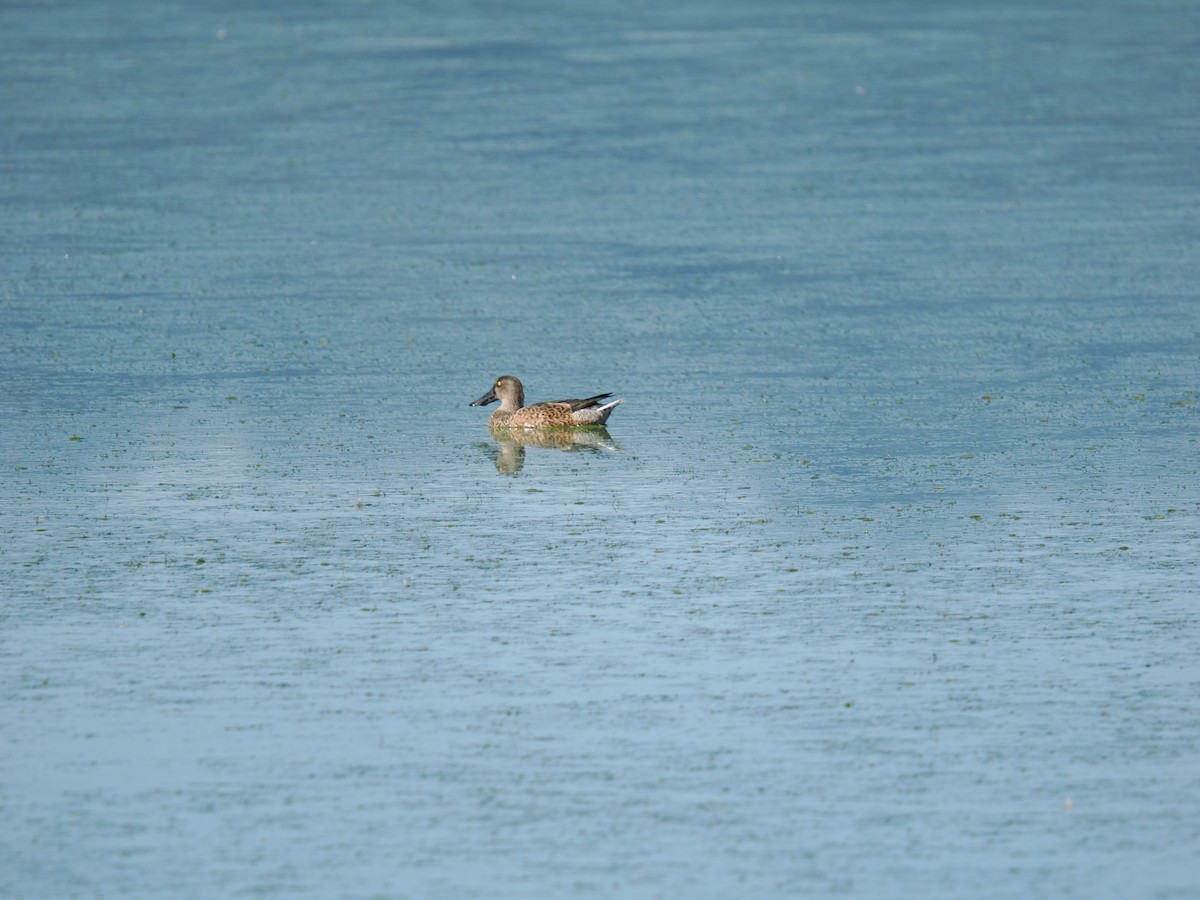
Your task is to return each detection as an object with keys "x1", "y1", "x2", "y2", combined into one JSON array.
[{"x1": 3, "y1": 2, "x2": 1199, "y2": 897}]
